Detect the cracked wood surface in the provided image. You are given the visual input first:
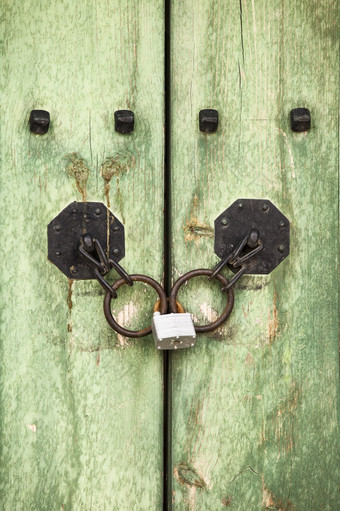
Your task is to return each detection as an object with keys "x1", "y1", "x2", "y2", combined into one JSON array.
[
  {"x1": 169, "y1": 0, "x2": 339, "y2": 509},
  {"x1": 0, "y1": 1, "x2": 164, "y2": 509}
]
